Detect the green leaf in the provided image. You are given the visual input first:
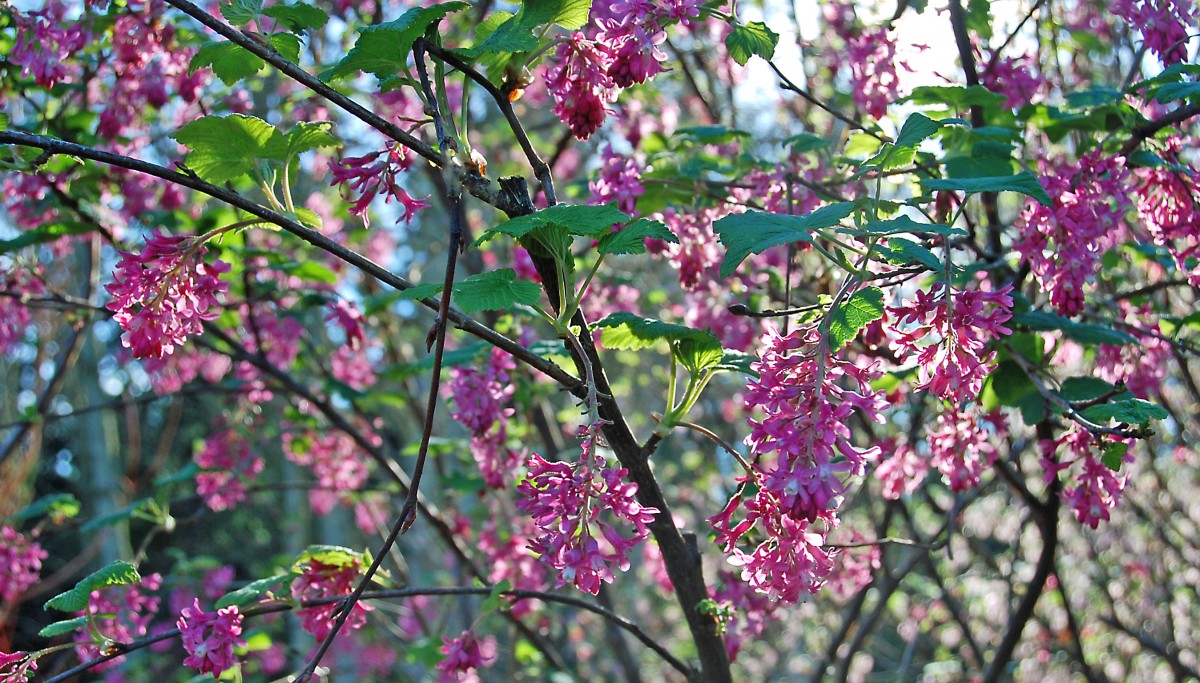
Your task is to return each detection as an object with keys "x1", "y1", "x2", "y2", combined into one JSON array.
[
  {"x1": 597, "y1": 218, "x2": 676, "y2": 255},
  {"x1": 883, "y1": 237, "x2": 943, "y2": 271},
  {"x1": 782, "y1": 133, "x2": 830, "y2": 152},
  {"x1": 467, "y1": 0, "x2": 591, "y2": 57},
  {"x1": 485, "y1": 203, "x2": 631, "y2": 241},
  {"x1": 269, "y1": 32, "x2": 303, "y2": 63},
  {"x1": 0, "y1": 113, "x2": 8, "y2": 129},
  {"x1": 190, "y1": 42, "x2": 266, "y2": 85},
  {"x1": 725, "y1": 21, "x2": 779, "y2": 66},
  {"x1": 10, "y1": 493, "x2": 81, "y2": 522},
  {"x1": 172, "y1": 115, "x2": 287, "y2": 184},
  {"x1": 0, "y1": 221, "x2": 94, "y2": 256},
  {"x1": 45, "y1": 561, "x2": 142, "y2": 613},
  {"x1": 894, "y1": 112, "x2": 943, "y2": 149},
  {"x1": 1101, "y1": 442, "x2": 1128, "y2": 471},
  {"x1": 216, "y1": 574, "x2": 289, "y2": 608},
  {"x1": 1011, "y1": 311, "x2": 1138, "y2": 346},
  {"x1": 593, "y1": 312, "x2": 725, "y2": 373},
  {"x1": 284, "y1": 121, "x2": 339, "y2": 158},
  {"x1": 712, "y1": 202, "x2": 856, "y2": 278},
  {"x1": 479, "y1": 579, "x2": 513, "y2": 616},
  {"x1": 1082, "y1": 399, "x2": 1168, "y2": 425},
  {"x1": 452, "y1": 269, "x2": 543, "y2": 313},
  {"x1": 827, "y1": 287, "x2": 884, "y2": 351},
  {"x1": 921, "y1": 172, "x2": 1052, "y2": 206},
  {"x1": 396, "y1": 282, "x2": 444, "y2": 301},
  {"x1": 980, "y1": 360, "x2": 1037, "y2": 412},
  {"x1": 275, "y1": 260, "x2": 338, "y2": 284},
  {"x1": 81, "y1": 498, "x2": 153, "y2": 533},
  {"x1": 1056, "y1": 377, "x2": 1120, "y2": 402},
  {"x1": 321, "y1": 2, "x2": 470, "y2": 81},
  {"x1": 905, "y1": 85, "x2": 1006, "y2": 109},
  {"x1": 1153, "y1": 81, "x2": 1200, "y2": 104},
  {"x1": 262, "y1": 2, "x2": 329, "y2": 32},
  {"x1": 39, "y1": 617, "x2": 89, "y2": 637},
  {"x1": 290, "y1": 207, "x2": 323, "y2": 230},
  {"x1": 293, "y1": 545, "x2": 362, "y2": 571},
  {"x1": 675, "y1": 126, "x2": 751, "y2": 145},
  {"x1": 856, "y1": 215, "x2": 963, "y2": 237},
  {"x1": 220, "y1": 0, "x2": 263, "y2": 25}
]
